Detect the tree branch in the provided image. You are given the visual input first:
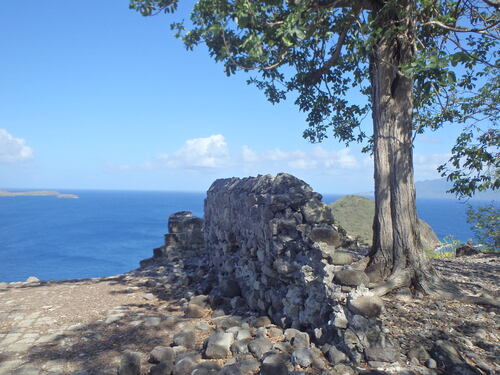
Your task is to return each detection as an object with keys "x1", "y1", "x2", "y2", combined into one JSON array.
[
  {"x1": 220, "y1": 30, "x2": 289, "y2": 71},
  {"x1": 482, "y1": 0, "x2": 500, "y2": 10},
  {"x1": 420, "y1": 19, "x2": 500, "y2": 39}
]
